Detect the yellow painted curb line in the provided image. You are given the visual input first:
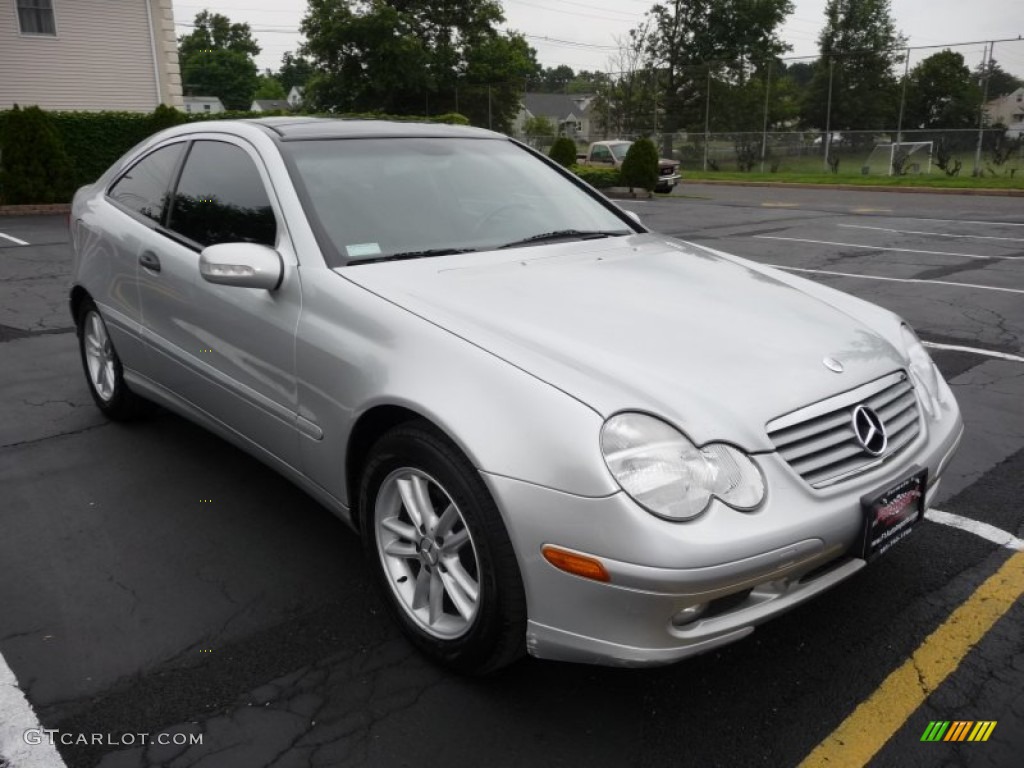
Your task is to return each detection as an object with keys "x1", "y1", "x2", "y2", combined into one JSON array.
[{"x1": 799, "y1": 549, "x2": 1024, "y2": 767}]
